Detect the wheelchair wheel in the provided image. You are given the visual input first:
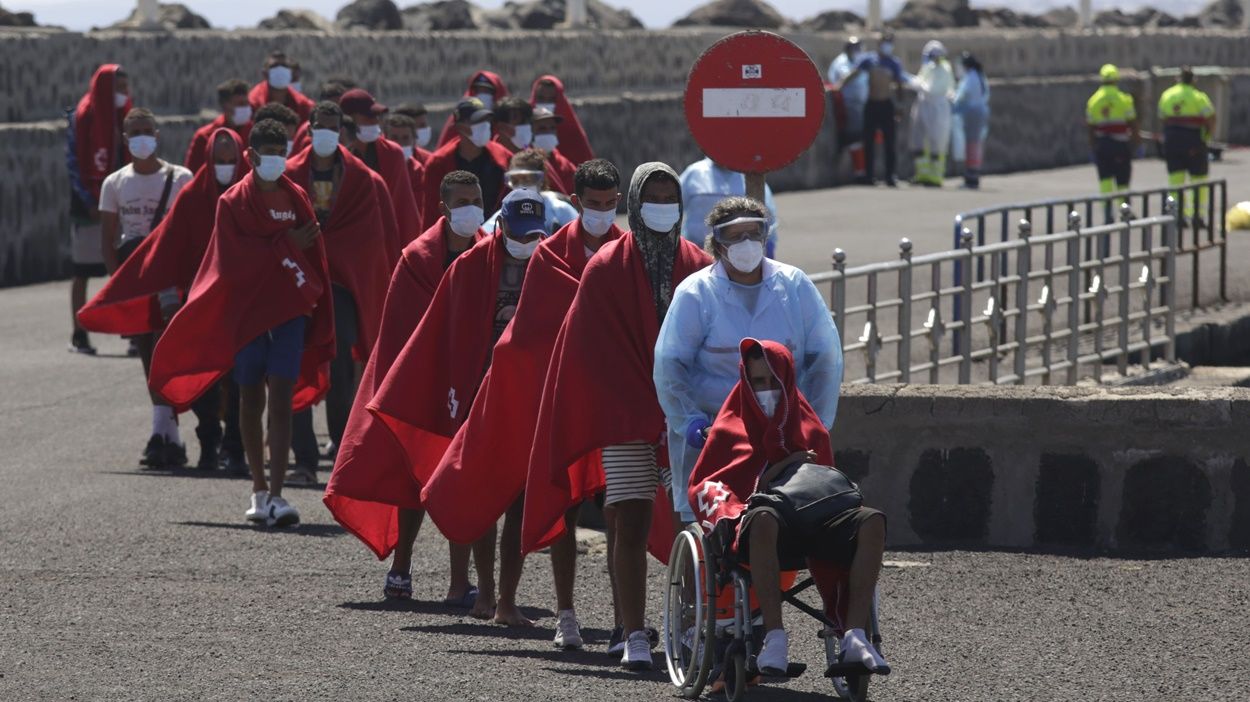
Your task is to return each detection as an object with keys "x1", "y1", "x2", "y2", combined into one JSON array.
[
  {"x1": 721, "y1": 648, "x2": 748, "y2": 702},
  {"x1": 663, "y1": 525, "x2": 716, "y2": 699}
]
